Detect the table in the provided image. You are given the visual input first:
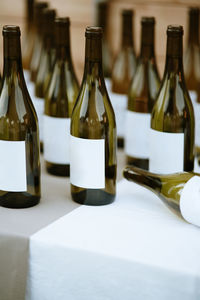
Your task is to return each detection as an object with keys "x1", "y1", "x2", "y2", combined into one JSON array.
[{"x1": 0, "y1": 152, "x2": 200, "y2": 300}]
